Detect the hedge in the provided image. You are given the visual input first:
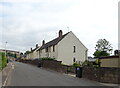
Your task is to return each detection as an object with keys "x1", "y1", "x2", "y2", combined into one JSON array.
[{"x1": 0, "y1": 52, "x2": 8, "y2": 70}]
